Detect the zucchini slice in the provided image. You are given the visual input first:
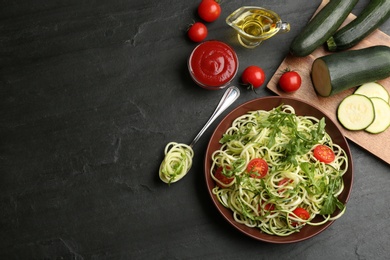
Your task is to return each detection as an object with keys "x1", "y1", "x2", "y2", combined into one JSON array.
[
  {"x1": 354, "y1": 82, "x2": 390, "y2": 103},
  {"x1": 365, "y1": 97, "x2": 390, "y2": 134},
  {"x1": 337, "y1": 94, "x2": 375, "y2": 130}
]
